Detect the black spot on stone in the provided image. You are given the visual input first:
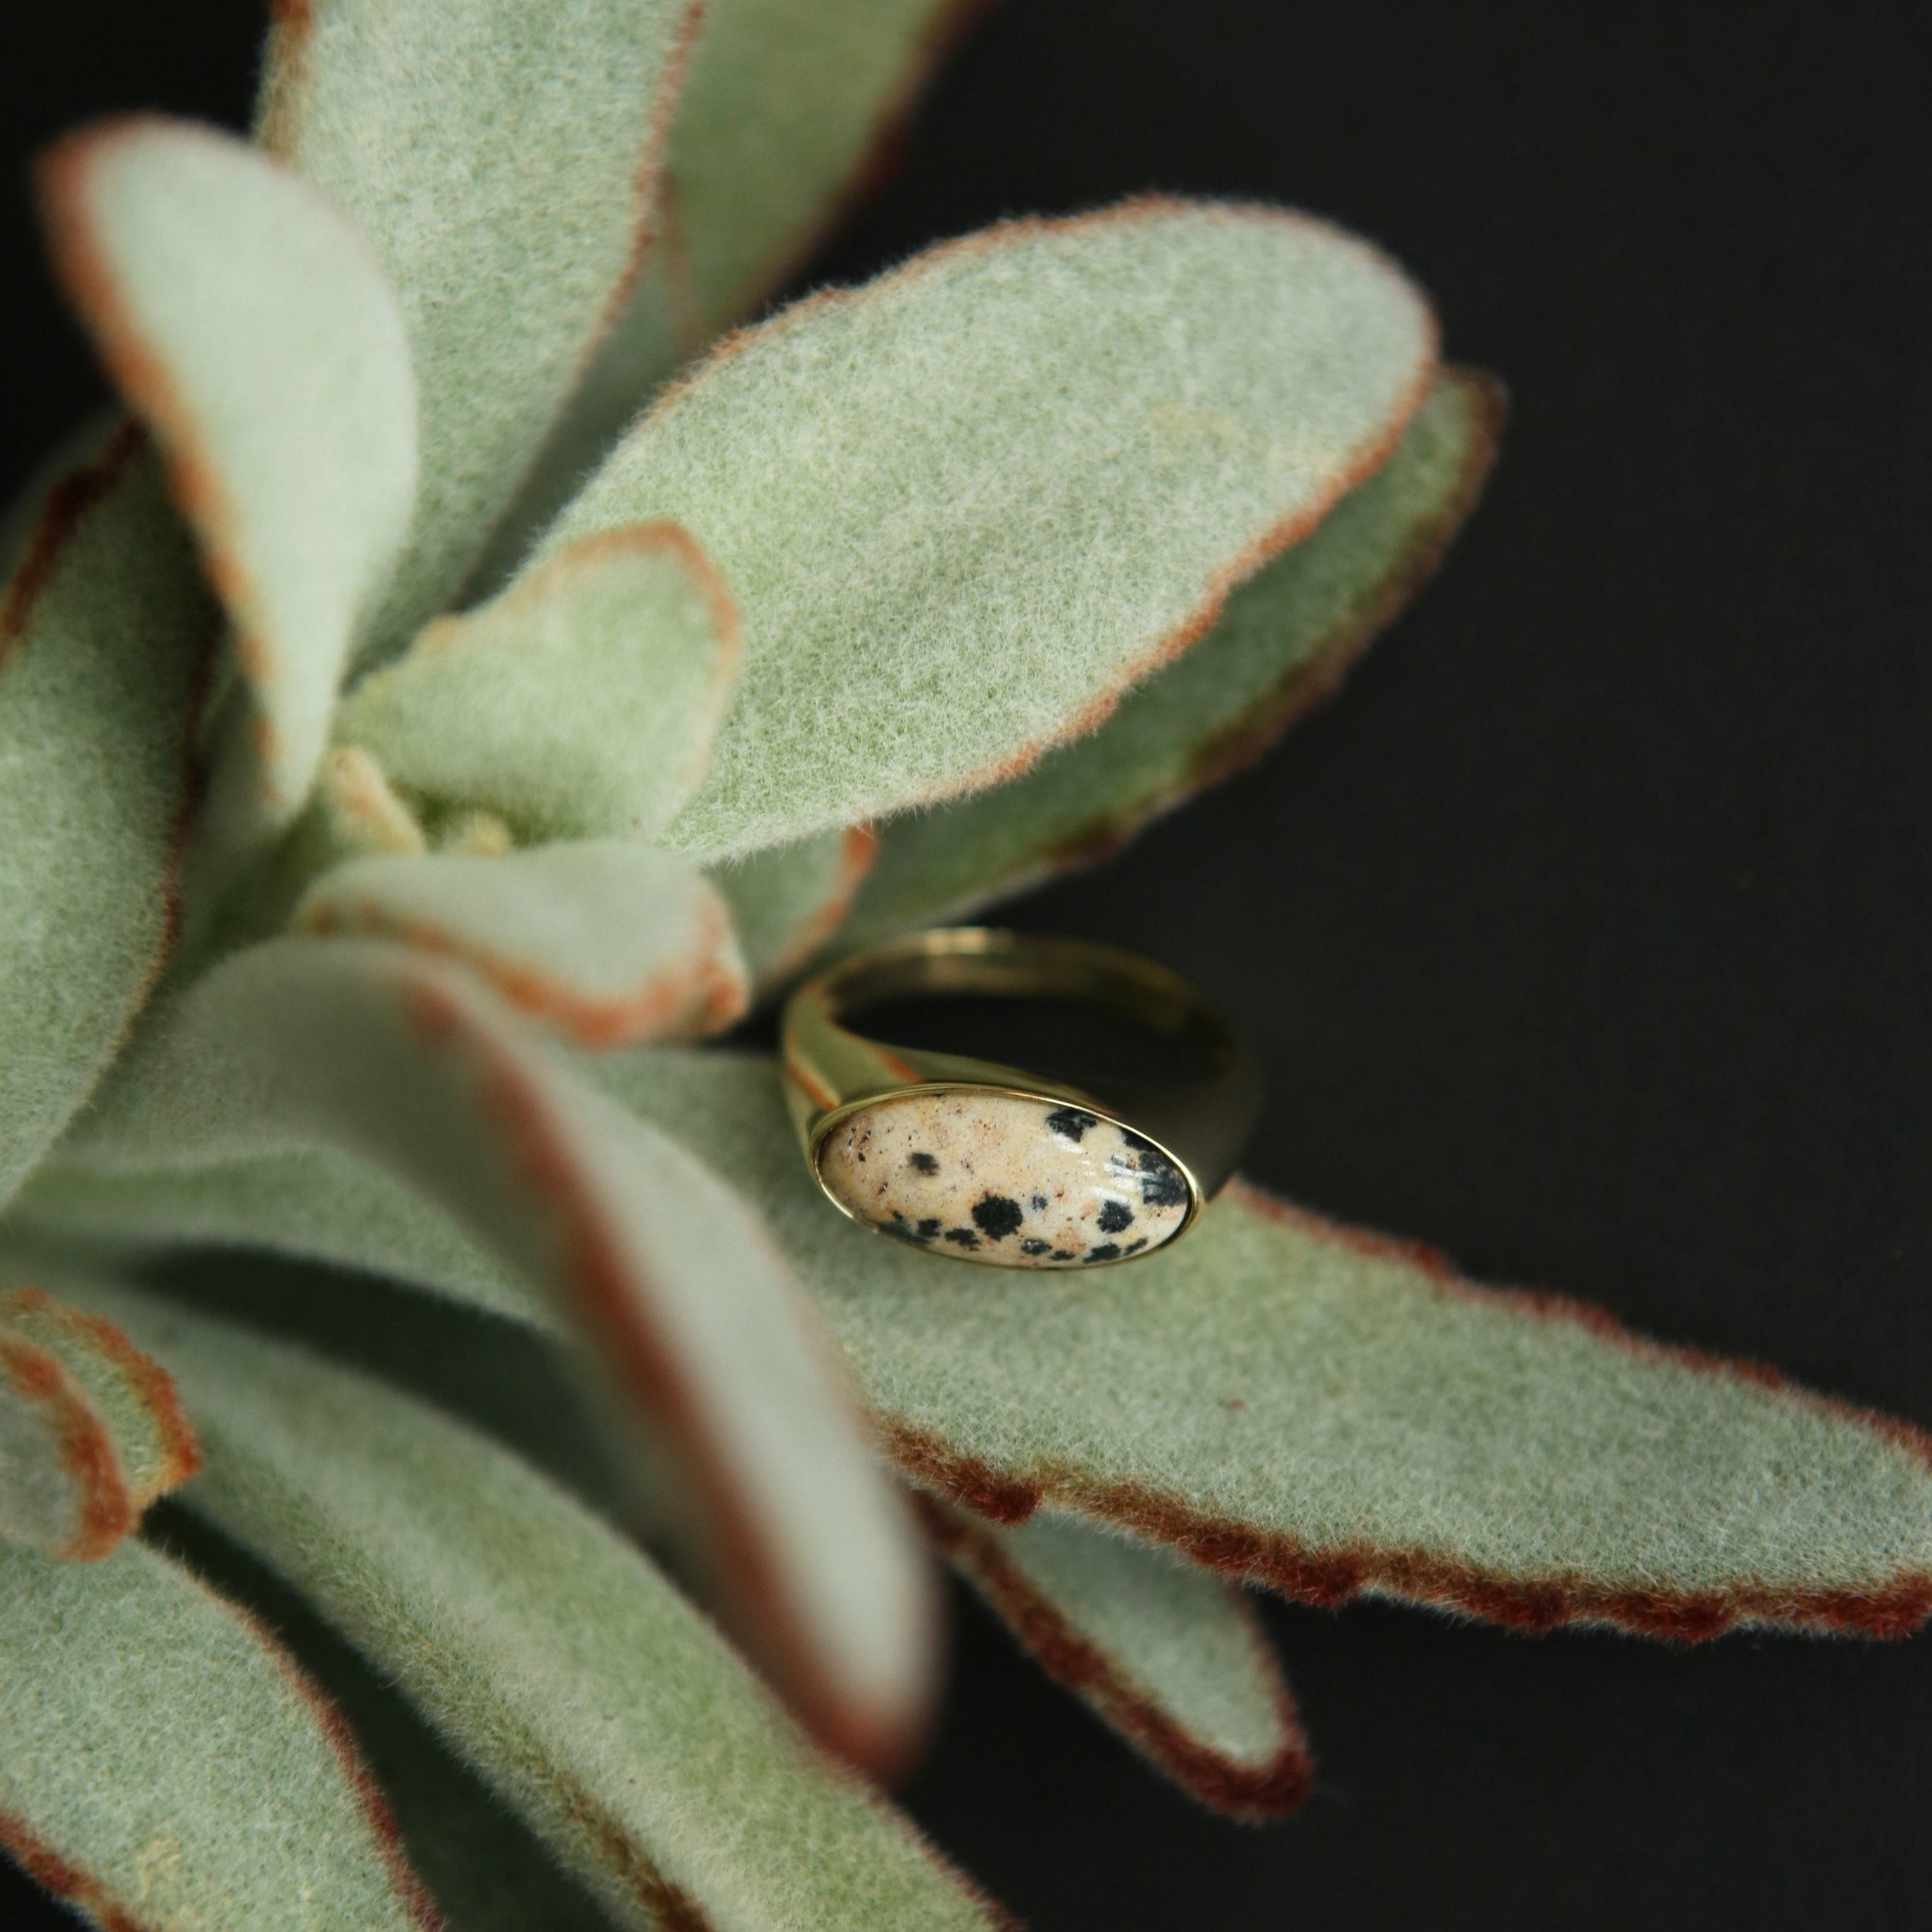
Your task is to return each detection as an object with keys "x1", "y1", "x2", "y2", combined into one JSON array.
[
  {"x1": 971, "y1": 1194, "x2": 1025, "y2": 1240},
  {"x1": 917, "y1": 1218, "x2": 942, "y2": 1240},
  {"x1": 1031, "y1": 1194, "x2": 1050, "y2": 1212},
  {"x1": 1123, "y1": 1237, "x2": 1149, "y2": 1255},
  {"x1": 1084, "y1": 1244, "x2": 1122, "y2": 1263},
  {"x1": 1045, "y1": 1106, "x2": 1098, "y2": 1143},
  {"x1": 944, "y1": 1227, "x2": 980, "y2": 1249},
  {"x1": 1049, "y1": 1249, "x2": 1077, "y2": 1261},
  {"x1": 1137, "y1": 1154, "x2": 1189, "y2": 1211},
  {"x1": 884, "y1": 1213, "x2": 932, "y2": 1245},
  {"x1": 1120, "y1": 1129, "x2": 1158, "y2": 1154},
  {"x1": 1097, "y1": 1199, "x2": 1135, "y2": 1235},
  {"x1": 1020, "y1": 1238, "x2": 1052, "y2": 1256},
  {"x1": 908, "y1": 1151, "x2": 939, "y2": 1175}
]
